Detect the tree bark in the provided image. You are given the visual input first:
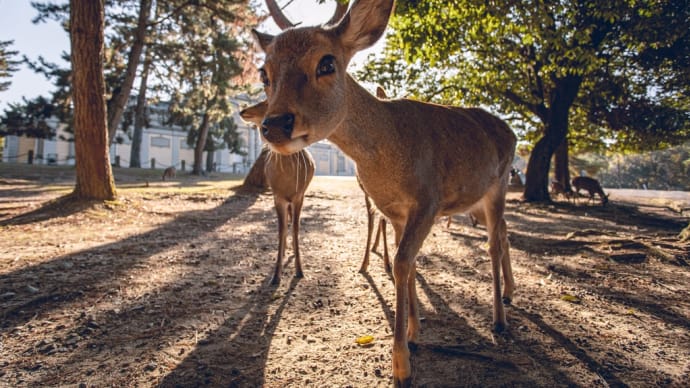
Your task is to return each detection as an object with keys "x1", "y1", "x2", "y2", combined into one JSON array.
[
  {"x1": 523, "y1": 76, "x2": 582, "y2": 202},
  {"x1": 70, "y1": 0, "x2": 116, "y2": 200},
  {"x1": 554, "y1": 137, "x2": 572, "y2": 192},
  {"x1": 192, "y1": 112, "x2": 210, "y2": 175},
  {"x1": 241, "y1": 146, "x2": 269, "y2": 191},
  {"x1": 129, "y1": 48, "x2": 152, "y2": 168},
  {"x1": 107, "y1": 0, "x2": 152, "y2": 144}
]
